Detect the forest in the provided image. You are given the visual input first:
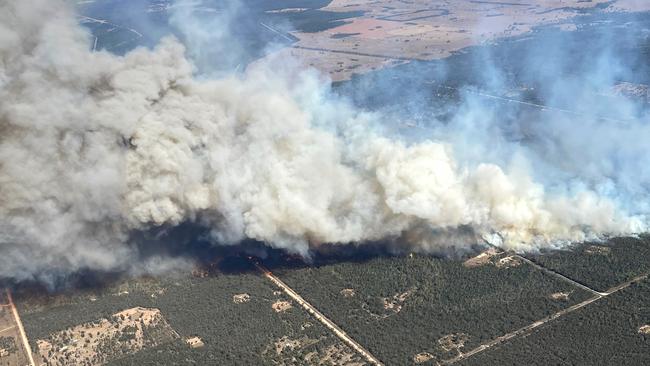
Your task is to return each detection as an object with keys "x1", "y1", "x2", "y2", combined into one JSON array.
[
  {"x1": 273, "y1": 253, "x2": 593, "y2": 365},
  {"x1": 461, "y1": 279, "x2": 650, "y2": 365},
  {"x1": 529, "y1": 235, "x2": 650, "y2": 292},
  {"x1": 16, "y1": 234, "x2": 650, "y2": 365},
  {"x1": 16, "y1": 259, "x2": 362, "y2": 365}
]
